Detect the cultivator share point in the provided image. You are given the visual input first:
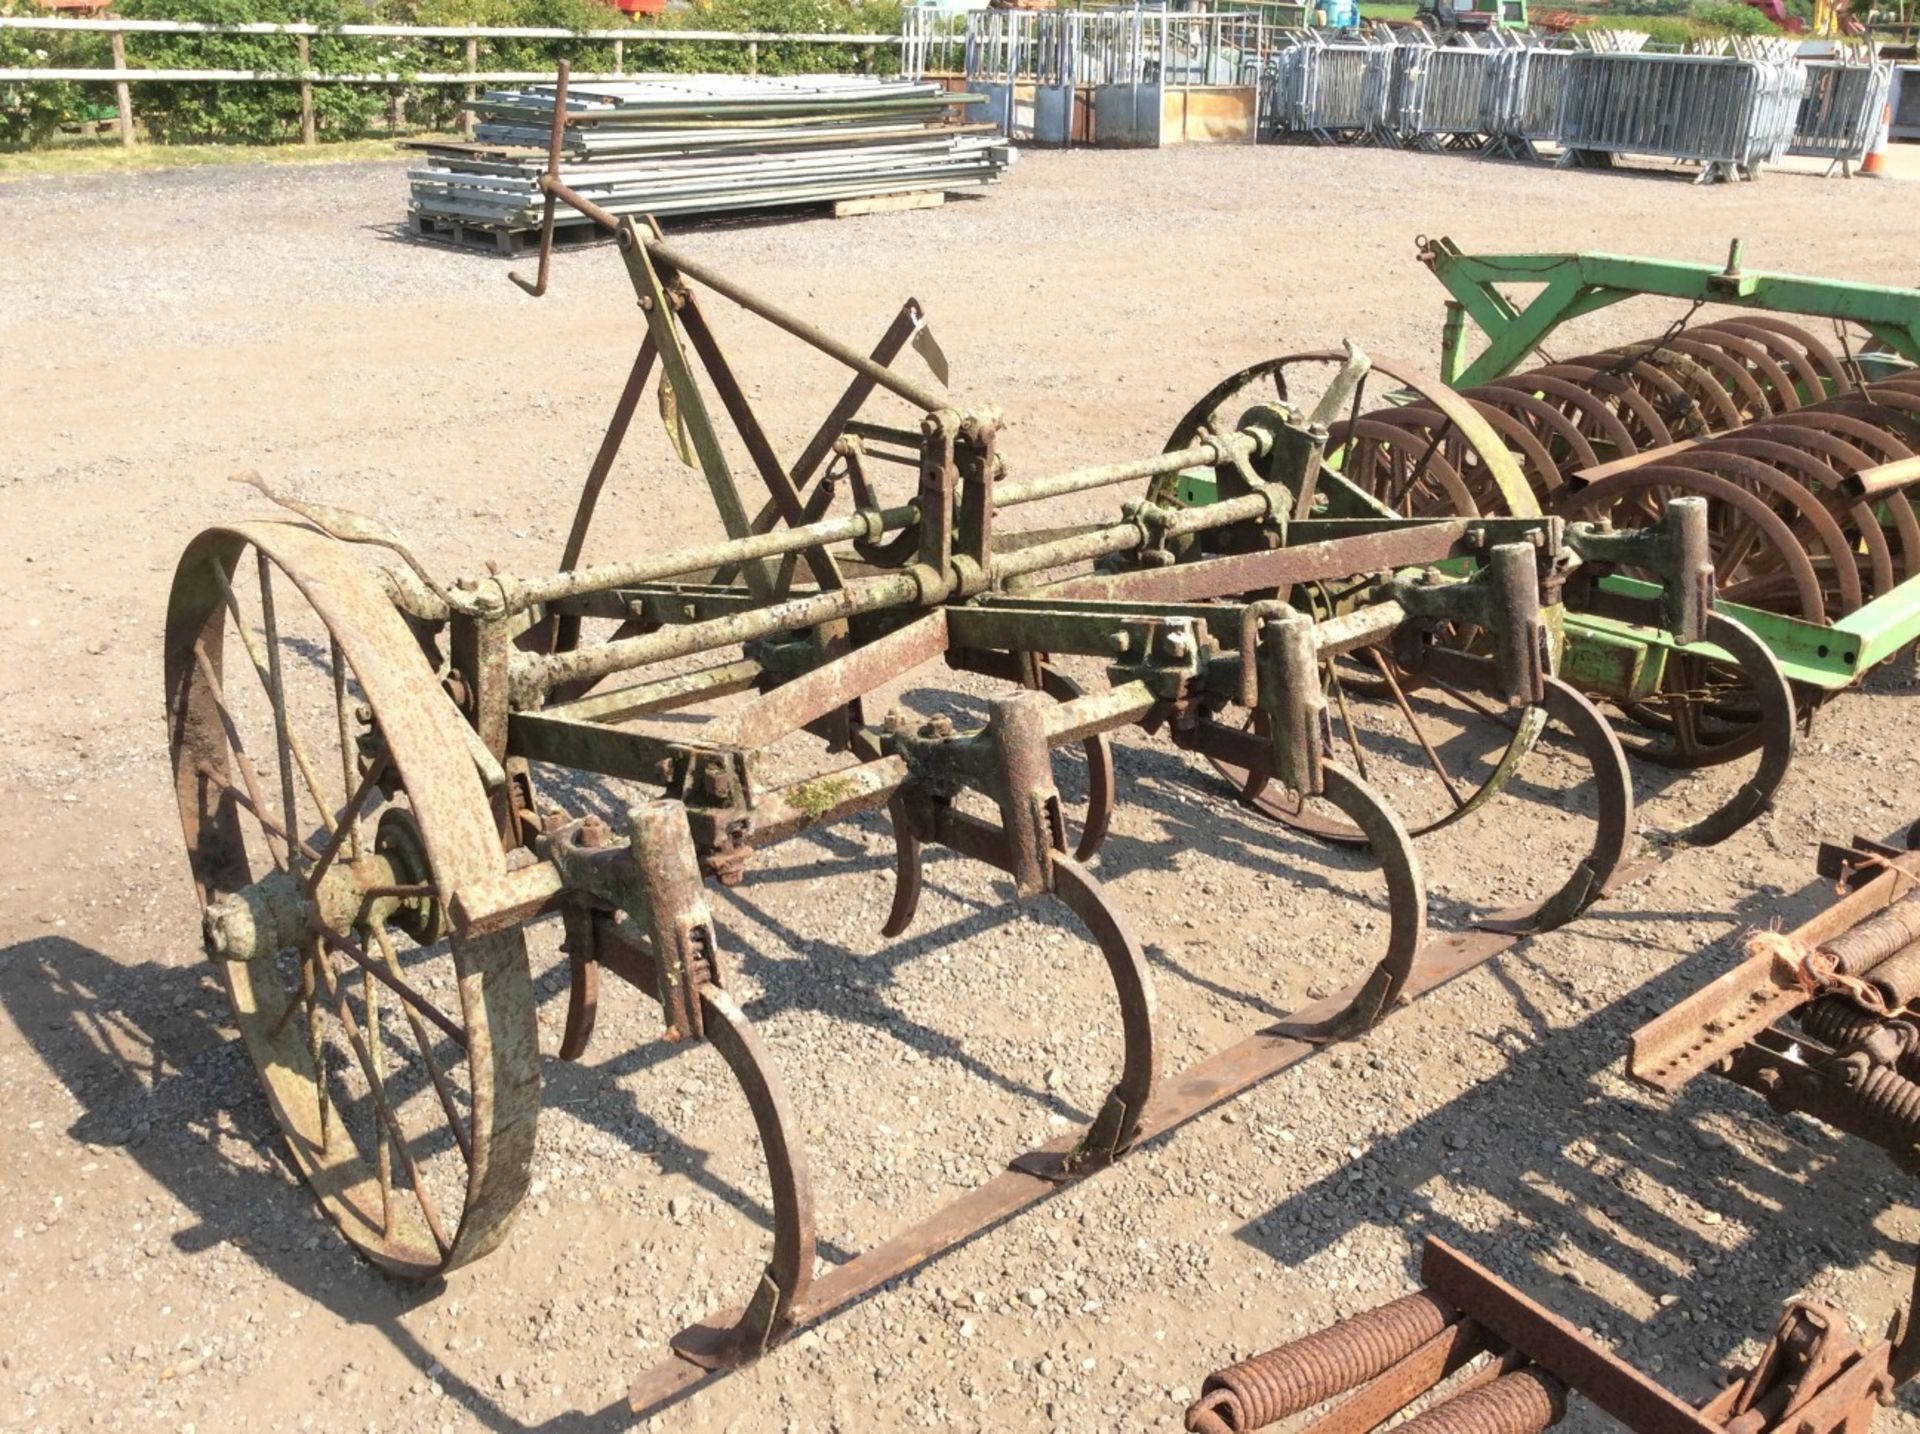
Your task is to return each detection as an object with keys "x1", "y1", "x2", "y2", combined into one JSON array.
[{"x1": 167, "y1": 79, "x2": 1806, "y2": 1414}]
